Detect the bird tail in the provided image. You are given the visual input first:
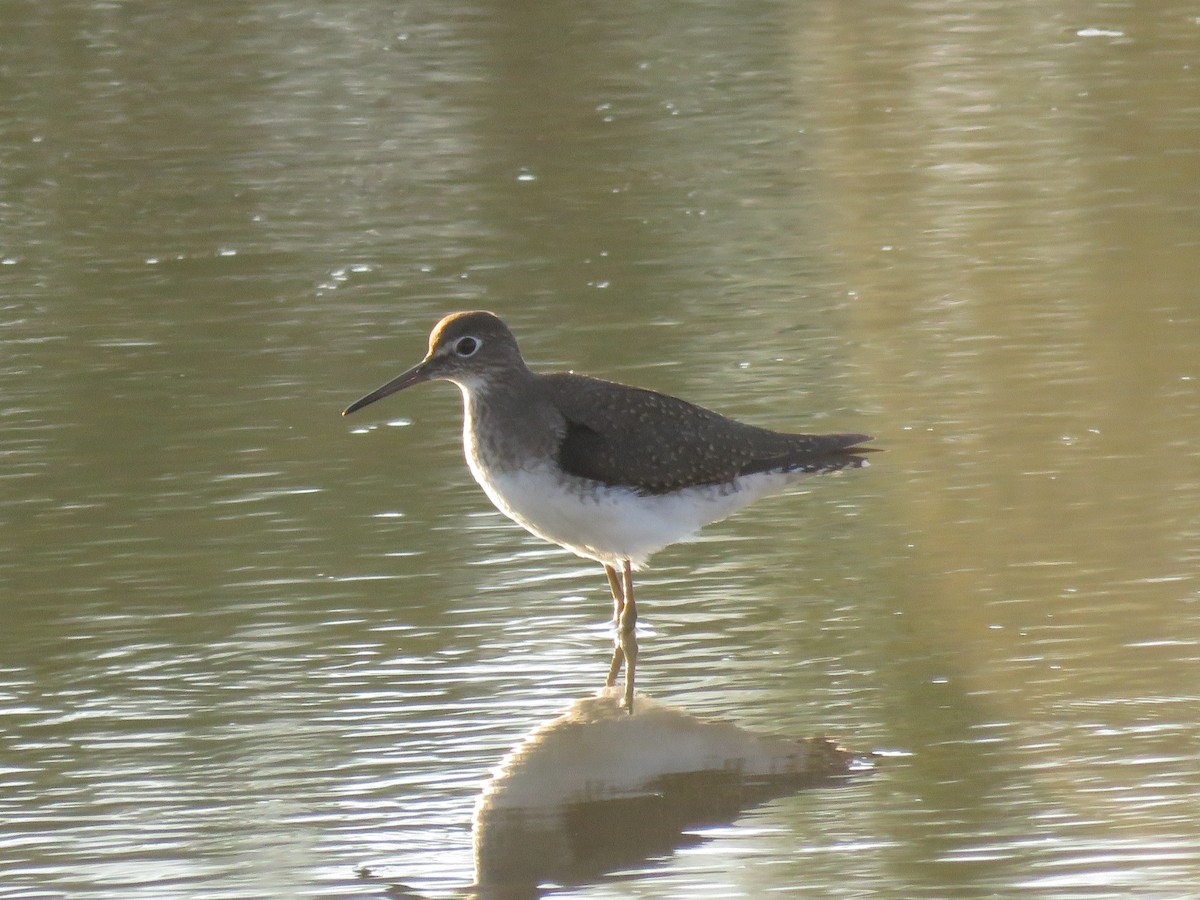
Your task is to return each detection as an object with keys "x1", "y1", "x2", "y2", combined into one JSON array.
[
  {"x1": 809, "y1": 434, "x2": 879, "y2": 474},
  {"x1": 744, "y1": 433, "x2": 880, "y2": 477}
]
